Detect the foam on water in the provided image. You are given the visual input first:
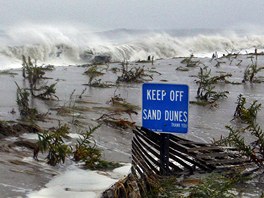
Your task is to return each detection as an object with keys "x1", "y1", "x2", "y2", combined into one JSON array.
[
  {"x1": 27, "y1": 164, "x2": 131, "y2": 198},
  {"x1": 1, "y1": 24, "x2": 264, "y2": 69}
]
